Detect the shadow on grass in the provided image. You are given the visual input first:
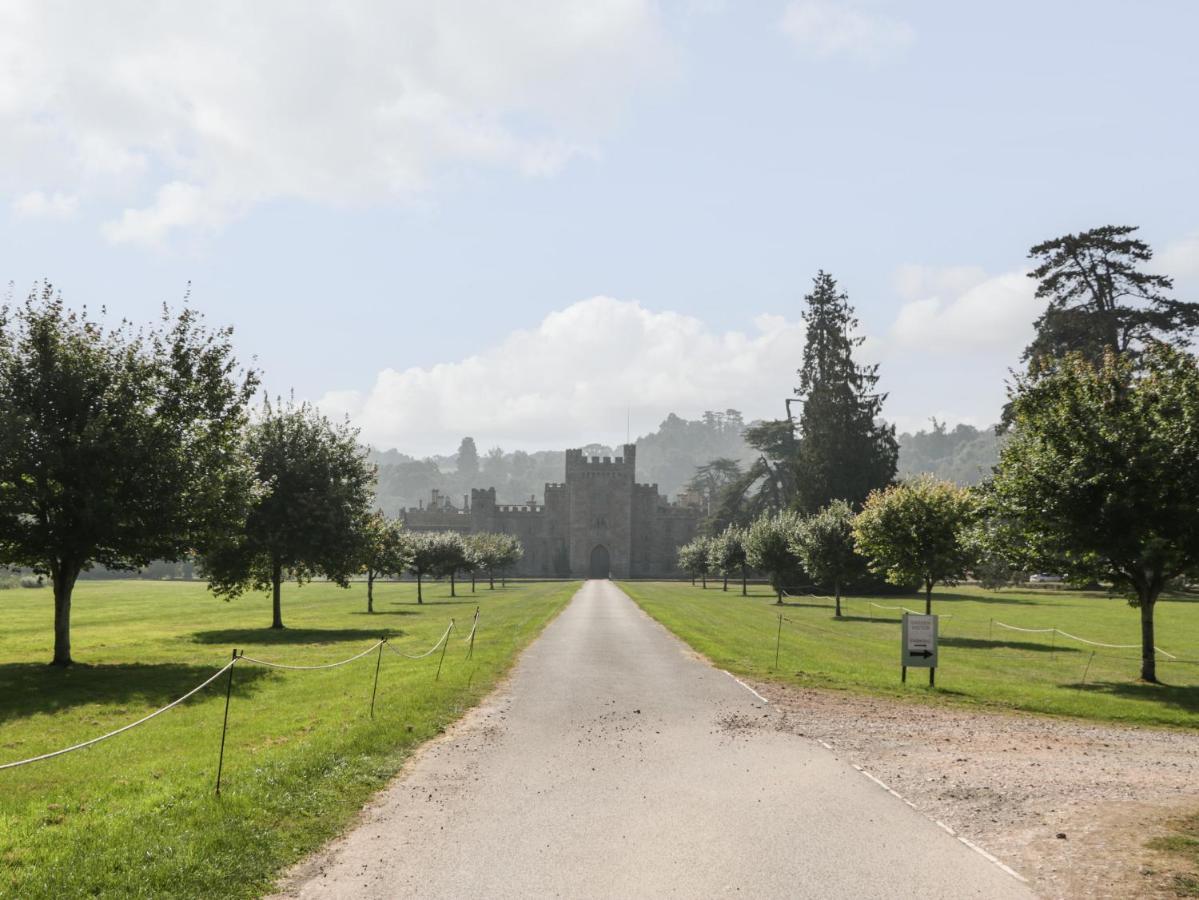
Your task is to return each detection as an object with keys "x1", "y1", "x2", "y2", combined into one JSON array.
[
  {"x1": 0, "y1": 662, "x2": 271, "y2": 725},
  {"x1": 941, "y1": 636, "x2": 1081, "y2": 654},
  {"x1": 351, "y1": 609, "x2": 421, "y2": 617},
  {"x1": 190, "y1": 627, "x2": 402, "y2": 645},
  {"x1": 391, "y1": 599, "x2": 483, "y2": 607},
  {"x1": 1063, "y1": 679, "x2": 1199, "y2": 715},
  {"x1": 923, "y1": 592, "x2": 1042, "y2": 606},
  {"x1": 837, "y1": 614, "x2": 902, "y2": 625}
]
